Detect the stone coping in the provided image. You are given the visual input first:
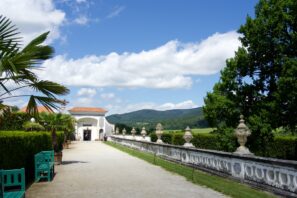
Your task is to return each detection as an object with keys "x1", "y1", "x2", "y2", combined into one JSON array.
[{"x1": 111, "y1": 135, "x2": 297, "y2": 168}]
